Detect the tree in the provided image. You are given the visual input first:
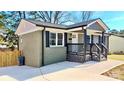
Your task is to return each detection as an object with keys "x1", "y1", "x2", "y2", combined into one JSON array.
[
  {"x1": 32, "y1": 11, "x2": 72, "y2": 24},
  {"x1": 109, "y1": 29, "x2": 119, "y2": 34},
  {"x1": 0, "y1": 11, "x2": 74, "y2": 31},
  {"x1": 0, "y1": 14, "x2": 5, "y2": 44},
  {"x1": 4, "y1": 29, "x2": 18, "y2": 50},
  {"x1": 71, "y1": 11, "x2": 93, "y2": 23},
  {"x1": 119, "y1": 30, "x2": 124, "y2": 34},
  {"x1": 0, "y1": 14, "x2": 4, "y2": 29},
  {"x1": 81, "y1": 11, "x2": 93, "y2": 21},
  {"x1": 18, "y1": 11, "x2": 26, "y2": 19},
  {"x1": 0, "y1": 12, "x2": 19, "y2": 50},
  {"x1": 0, "y1": 11, "x2": 94, "y2": 31}
]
